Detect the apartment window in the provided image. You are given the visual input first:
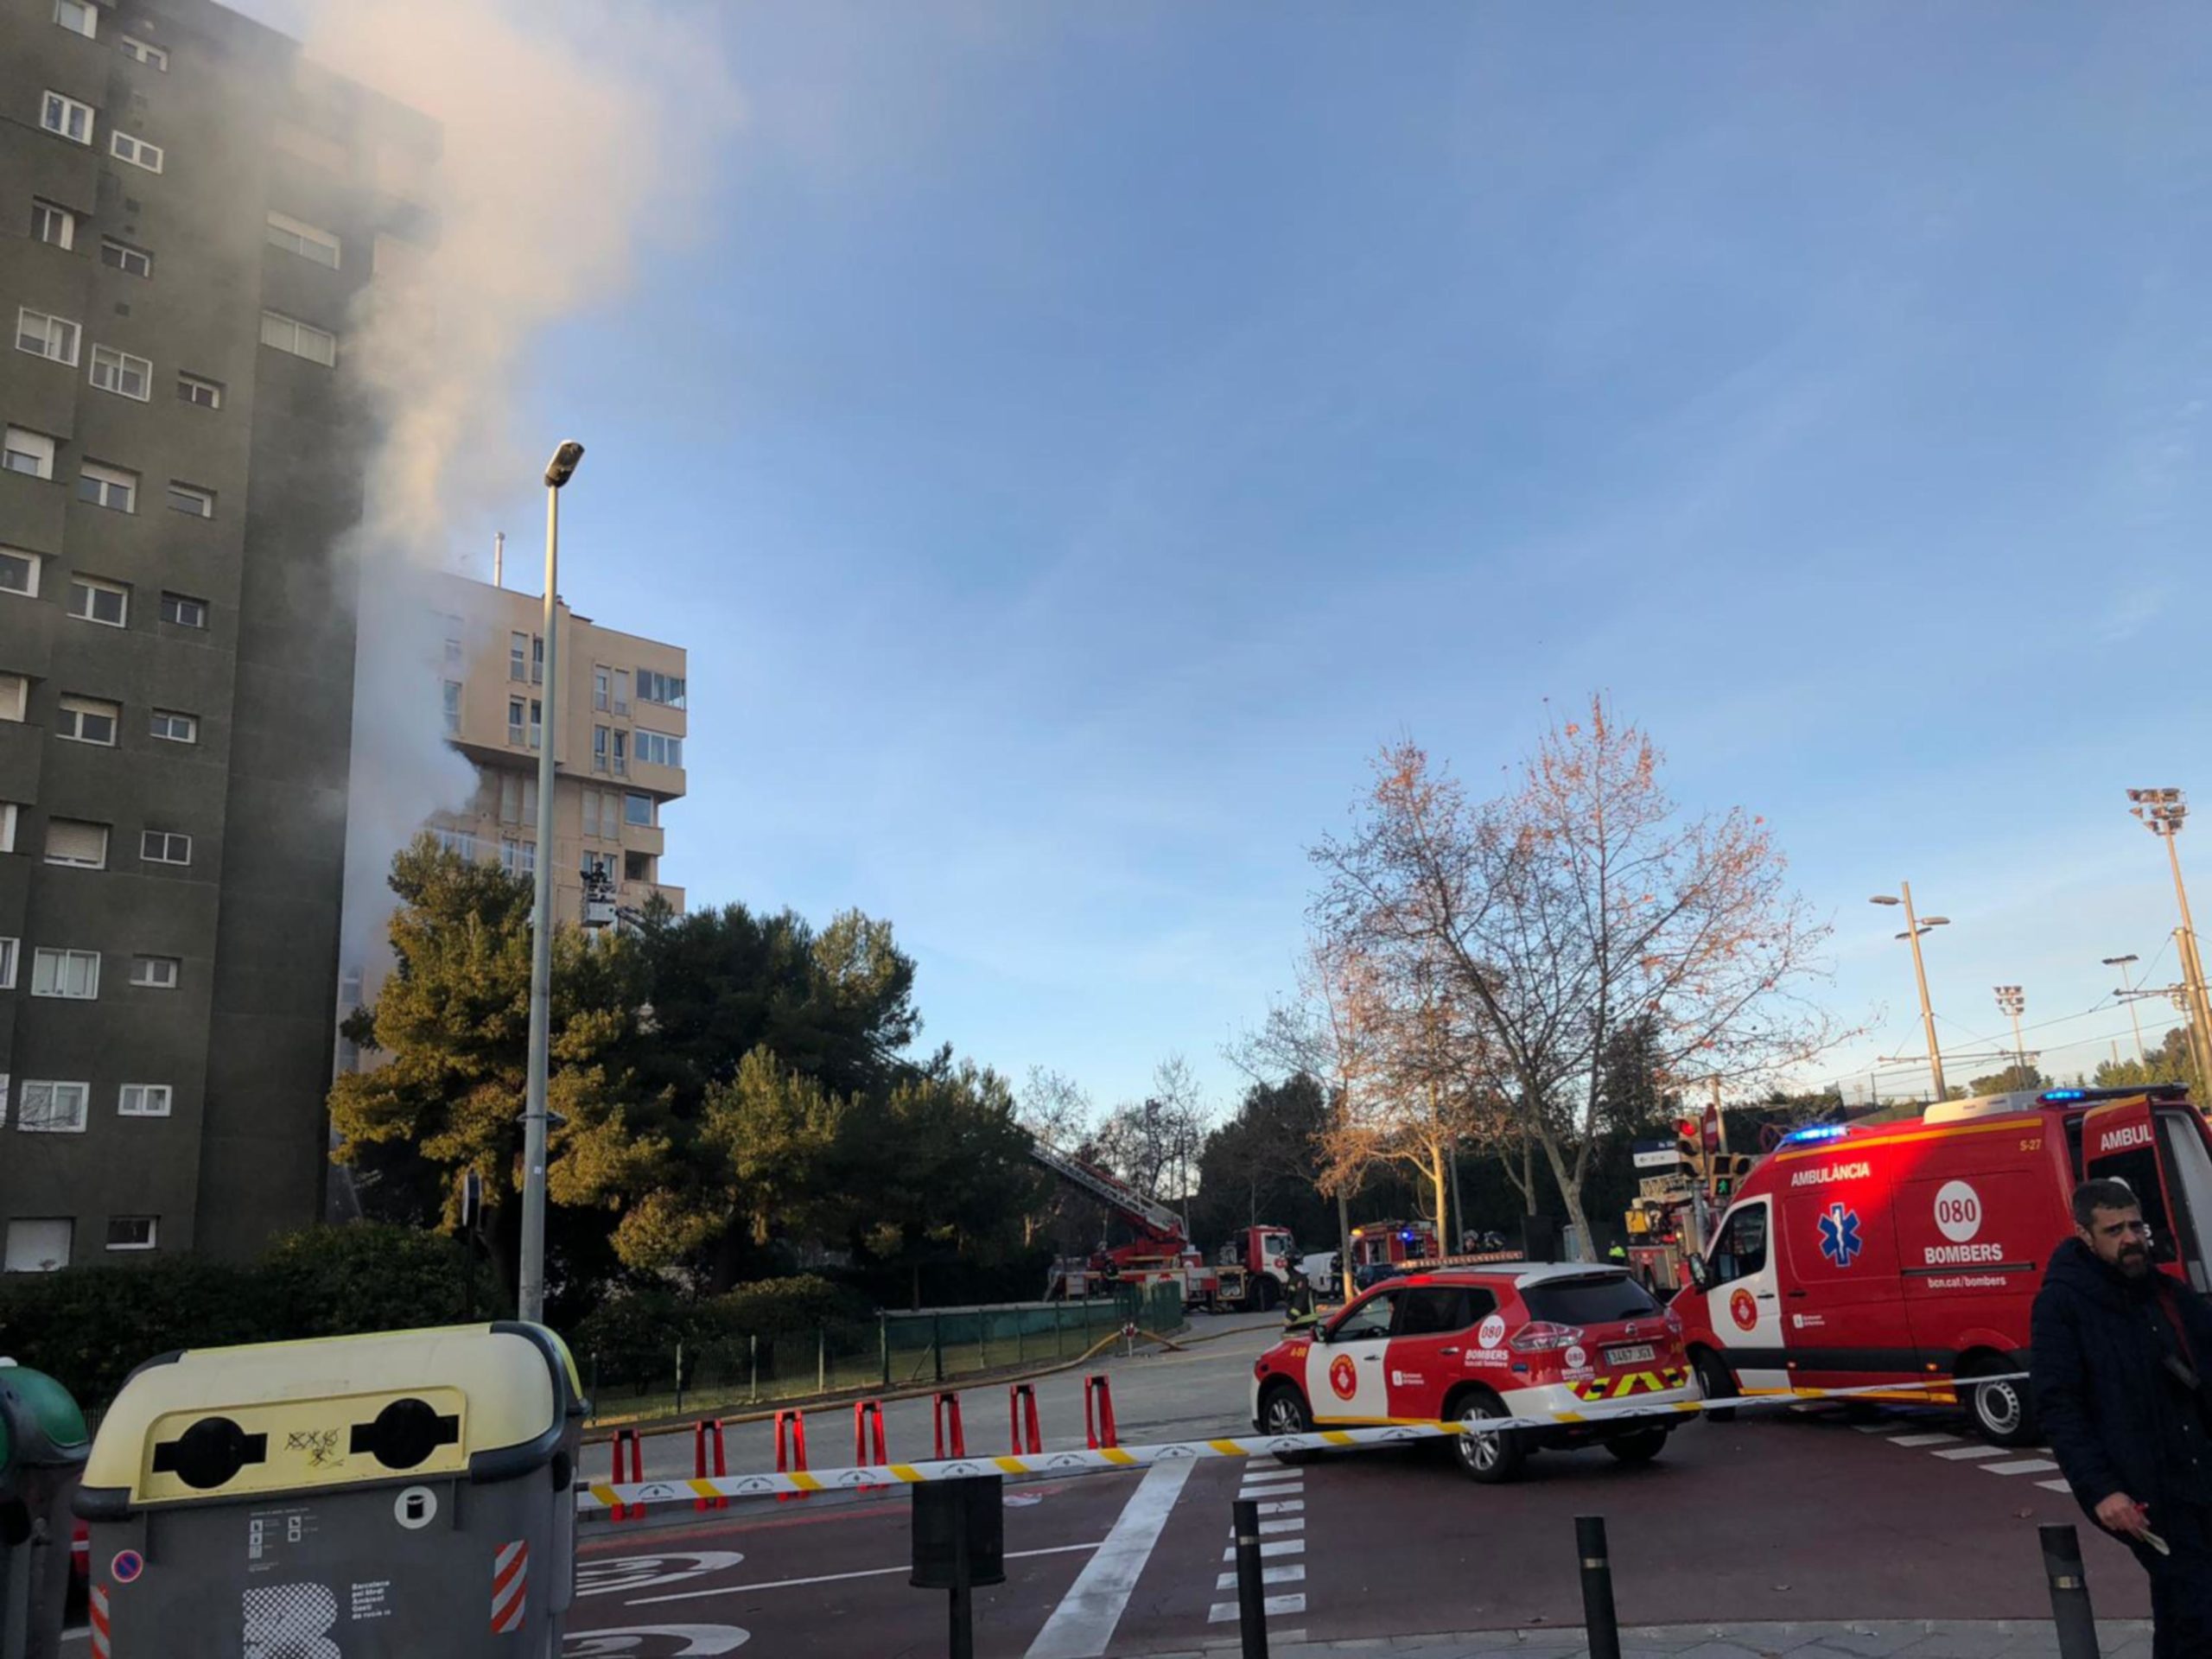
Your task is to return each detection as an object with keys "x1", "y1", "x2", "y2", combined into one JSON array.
[
  {"x1": 118, "y1": 34, "x2": 168, "y2": 68},
  {"x1": 90, "y1": 344, "x2": 152, "y2": 400},
  {"x1": 78, "y1": 461, "x2": 137, "y2": 512},
  {"x1": 100, "y1": 238, "x2": 152, "y2": 277},
  {"x1": 0, "y1": 939, "x2": 14, "y2": 988},
  {"x1": 265, "y1": 210, "x2": 341, "y2": 269},
  {"x1": 20, "y1": 1082, "x2": 88, "y2": 1134},
  {"x1": 56, "y1": 696, "x2": 118, "y2": 746},
  {"x1": 635, "y1": 731, "x2": 681, "y2": 769},
  {"x1": 259, "y1": 311, "x2": 336, "y2": 366},
  {"x1": 625, "y1": 792, "x2": 654, "y2": 828},
  {"x1": 67, "y1": 576, "x2": 128, "y2": 626},
  {"x1": 531, "y1": 635, "x2": 545, "y2": 683},
  {"x1": 44, "y1": 818, "x2": 108, "y2": 868},
  {"x1": 594, "y1": 667, "x2": 609, "y2": 711},
  {"x1": 176, "y1": 372, "x2": 222, "y2": 409},
  {"x1": 592, "y1": 725, "x2": 608, "y2": 773},
  {"x1": 54, "y1": 0, "x2": 97, "y2": 37},
  {"x1": 582, "y1": 788, "x2": 608, "y2": 840},
  {"x1": 110, "y1": 130, "x2": 163, "y2": 173},
  {"x1": 41, "y1": 92, "x2": 94, "y2": 144},
  {"x1": 500, "y1": 837, "x2": 535, "y2": 877},
  {"x1": 624, "y1": 850, "x2": 653, "y2": 883},
  {"x1": 3, "y1": 429, "x2": 55, "y2": 480},
  {"x1": 118, "y1": 1084, "x2": 171, "y2": 1118},
  {"x1": 508, "y1": 698, "x2": 525, "y2": 747},
  {"x1": 528, "y1": 699, "x2": 542, "y2": 749},
  {"x1": 141, "y1": 830, "x2": 190, "y2": 865},
  {"x1": 31, "y1": 948, "x2": 99, "y2": 999},
  {"x1": 0, "y1": 677, "x2": 24, "y2": 721},
  {"x1": 442, "y1": 680, "x2": 461, "y2": 735},
  {"x1": 160, "y1": 591, "x2": 207, "y2": 628},
  {"x1": 0, "y1": 805, "x2": 15, "y2": 854},
  {"x1": 106, "y1": 1217, "x2": 157, "y2": 1251},
  {"x1": 166, "y1": 481, "x2": 214, "y2": 518},
  {"x1": 638, "y1": 669, "x2": 686, "y2": 709},
  {"x1": 582, "y1": 850, "x2": 616, "y2": 881},
  {"x1": 16, "y1": 308, "x2": 80, "y2": 365},
  {"x1": 607, "y1": 671, "x2": 628, "y2": 716},
  {"x1": 612, "y1": 729, "x2": 628, "y2": 777},
  {"x1": 432, "y1": 827, "x2": 478, "y2": 861},
  {"x1": 129, "y1": 955, "x2": 178, "y2": 989},
  {"x1": 149, "y1": 708, "x2": 196, "y2": 743},
  {"x1": 509, "y1": 631, "x2": 528, "y2": 681},
  {"x1": 31, "y1": 199, "x2": 77, "y2": 251},
  {"x1": 498, "y1": 773, "x2": 538, "y2": 825},
  {"x1": 0, "y1": 550, "x2": 40, "y2": 597},
  {"x1": 3, "y1": 1219, "x2": 72, "y2": 1274},
  {"x1": 442, "y1": 614, "x2": 464, "y2": 671}
]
